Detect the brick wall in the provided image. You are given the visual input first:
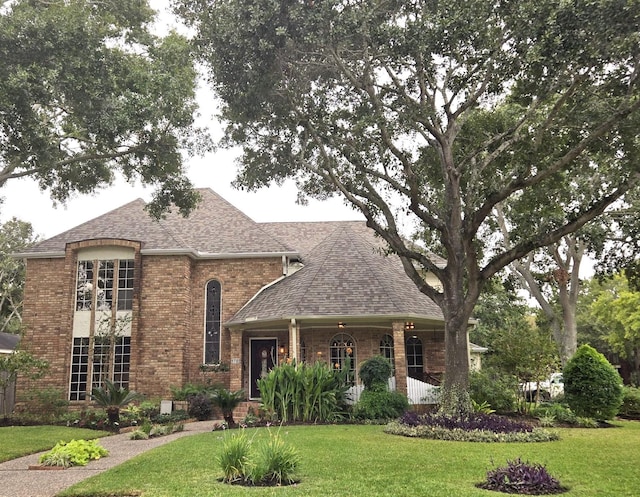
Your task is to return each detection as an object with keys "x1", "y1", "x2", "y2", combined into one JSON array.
[{"x1": 18, "y1": 246, "x2": 283, "y2": 403}]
